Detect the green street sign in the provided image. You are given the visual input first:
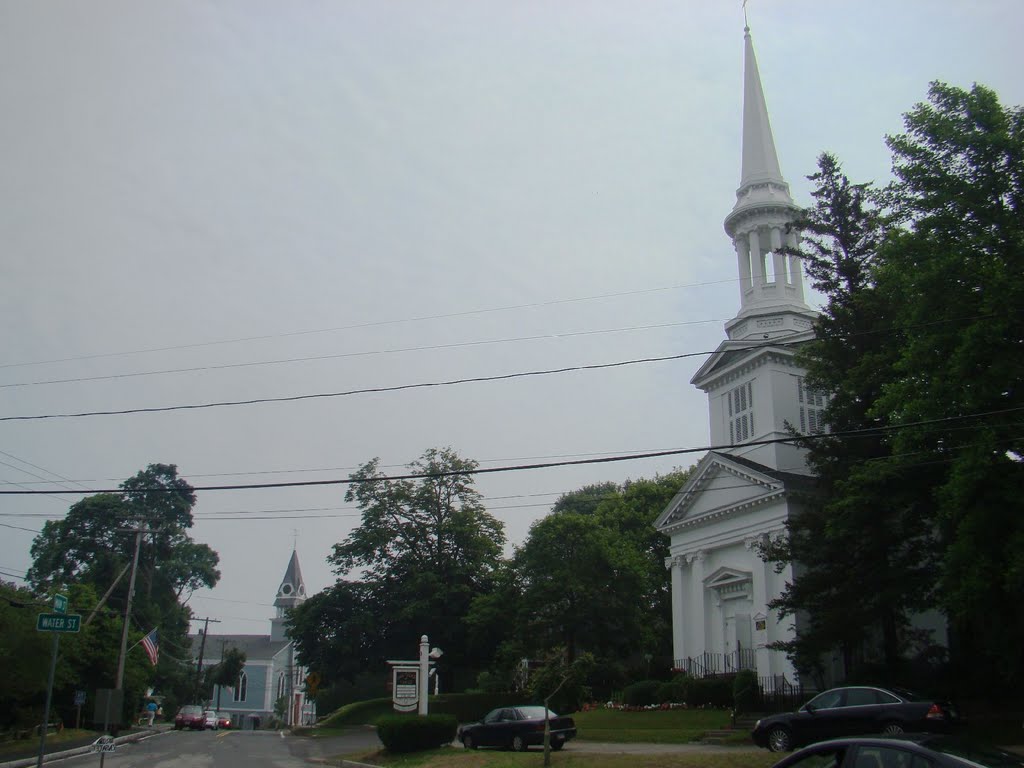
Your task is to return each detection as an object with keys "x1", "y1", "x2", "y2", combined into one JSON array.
[
  {"x1": 37, "y1": 613, "x2": 81, "y2": 633},
  {"x1": 53, "y1": 594, "x2": 68, "y2": 614}
]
